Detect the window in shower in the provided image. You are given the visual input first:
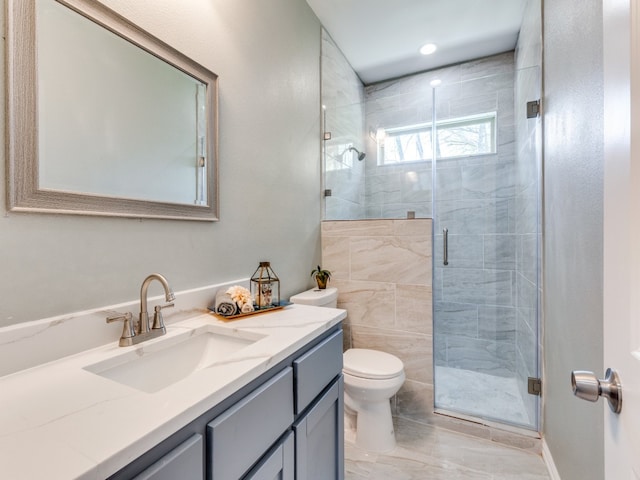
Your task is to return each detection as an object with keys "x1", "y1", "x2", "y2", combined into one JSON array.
[{"x1": 378, "y1": 112, "x2": 496, "y2": 165}]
